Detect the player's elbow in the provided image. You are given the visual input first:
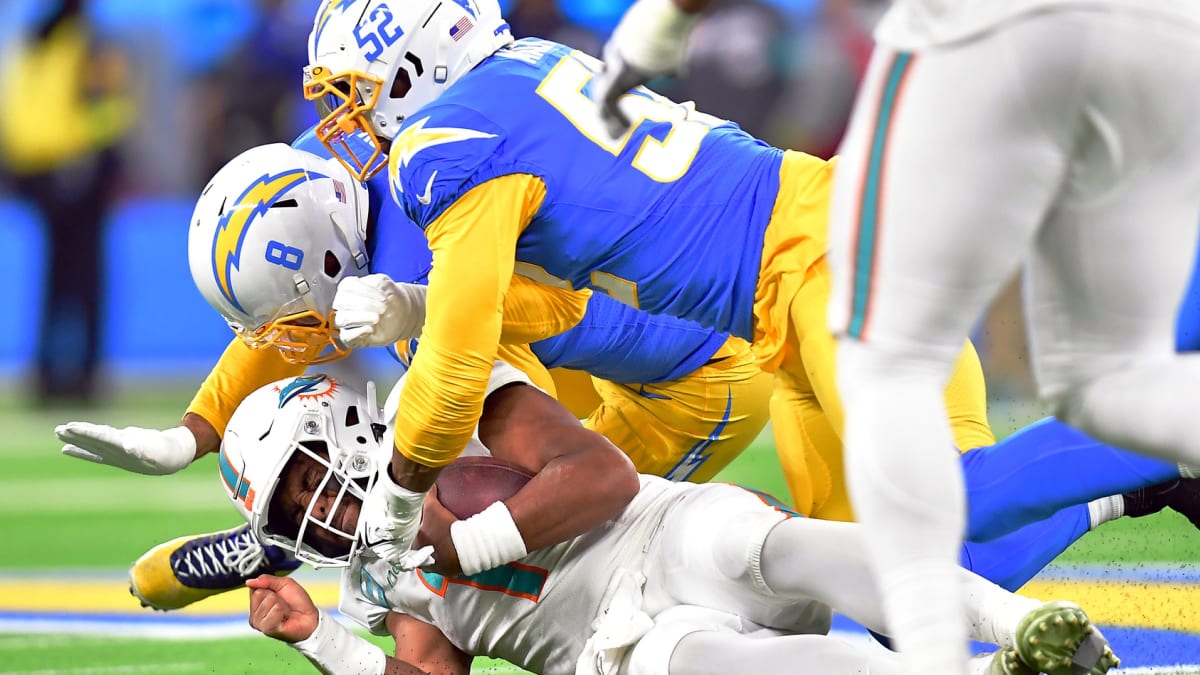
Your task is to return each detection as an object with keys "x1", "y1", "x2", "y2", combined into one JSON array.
[{"x1": 592, "y1": 441, "x2": 641, "y2": 509}]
